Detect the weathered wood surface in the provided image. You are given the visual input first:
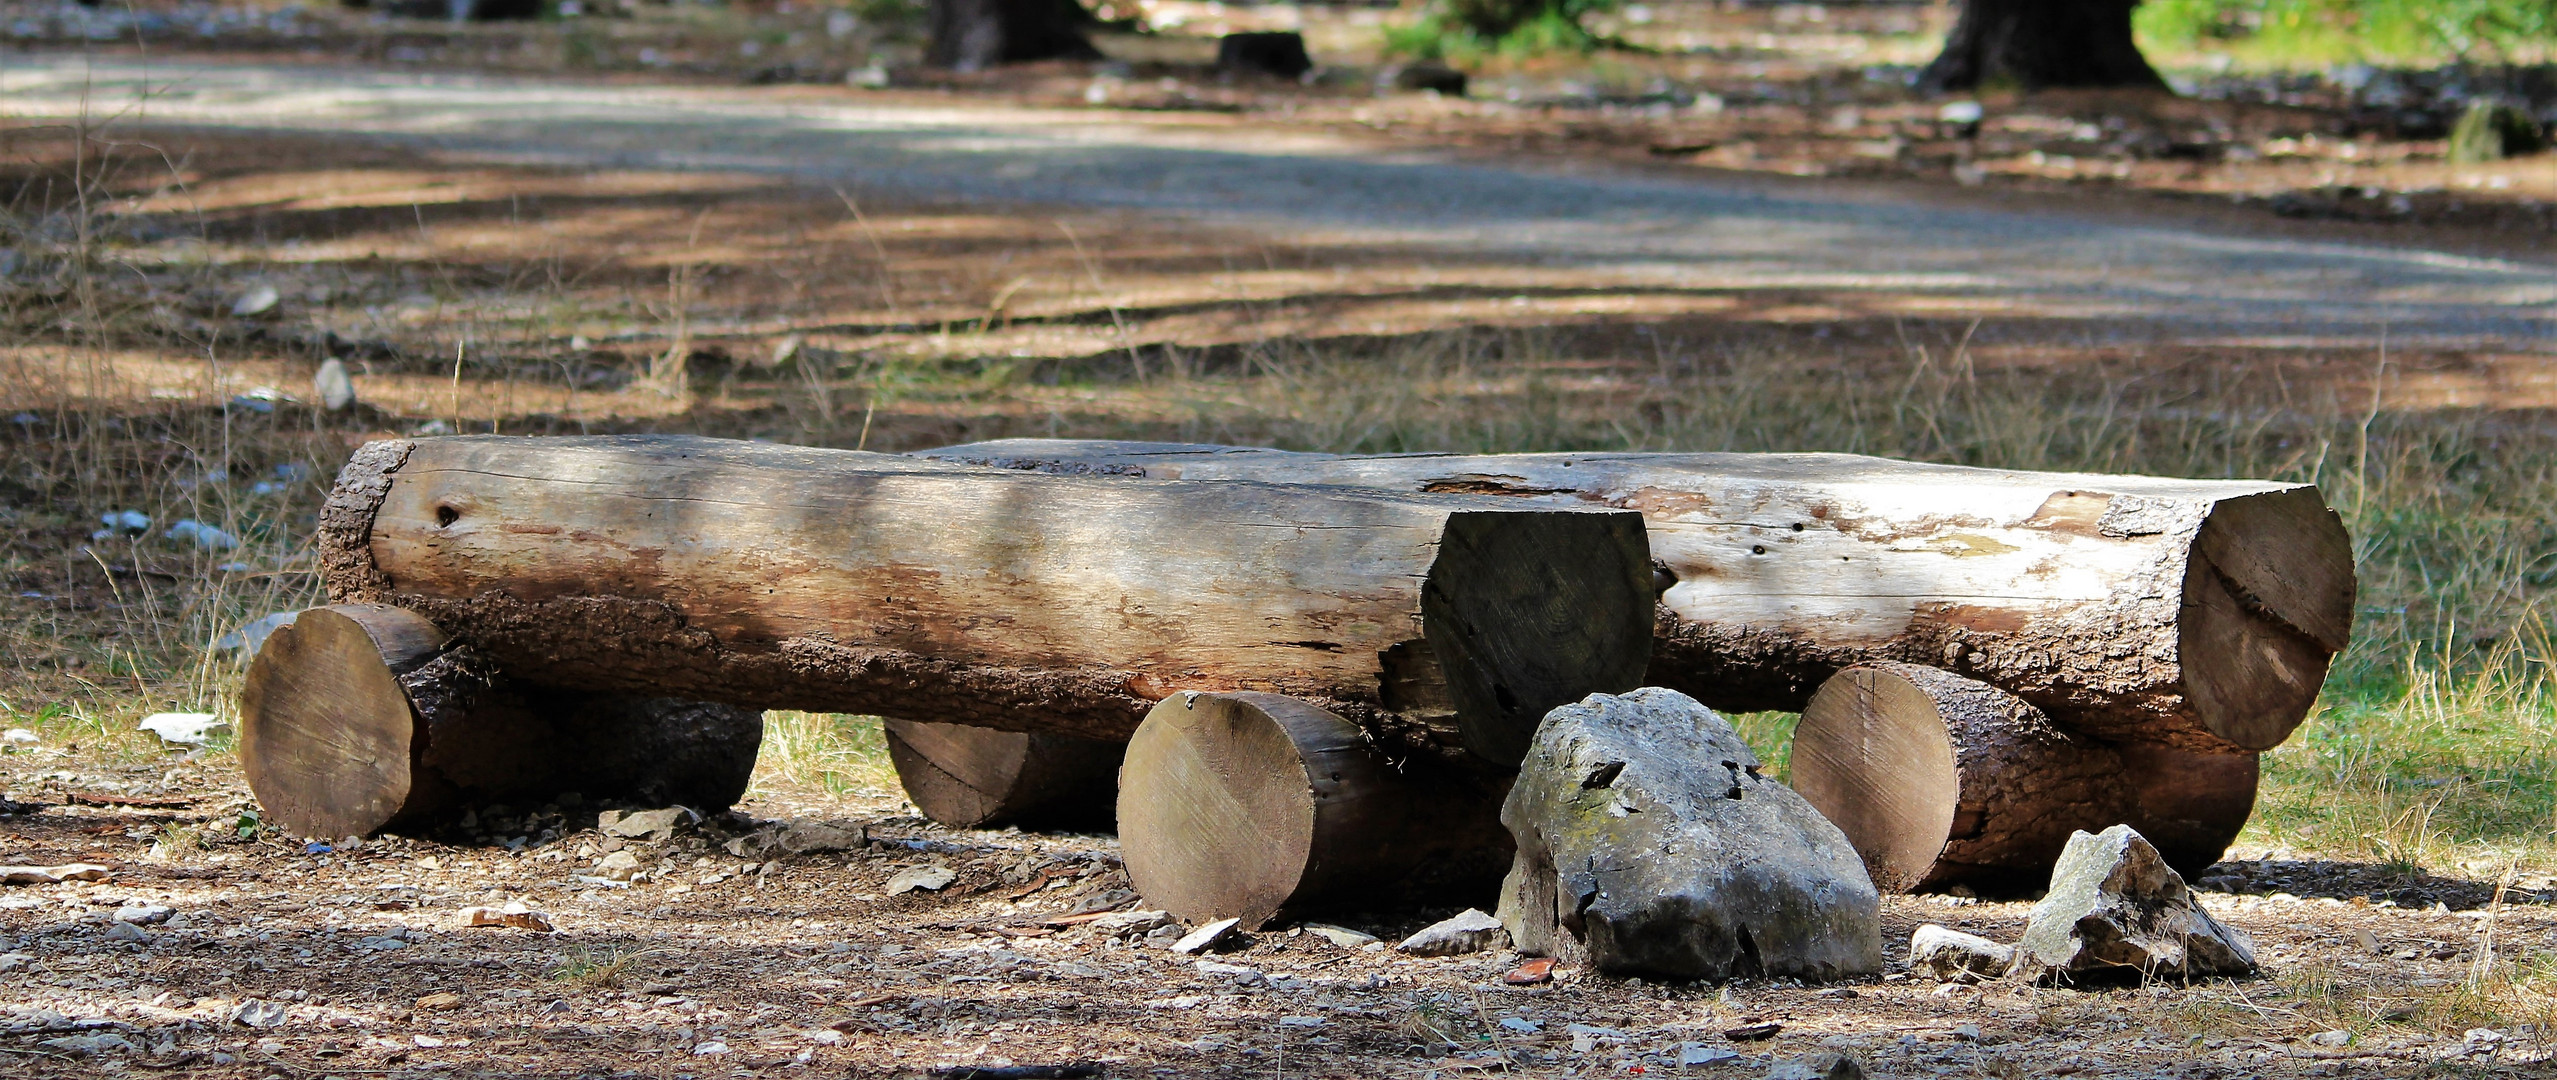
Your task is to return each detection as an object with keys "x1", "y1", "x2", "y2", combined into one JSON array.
[
  {"x1": 918, "y1": 439, "x2": 2355, "y2": 754},
  {"x1": 320, "y1": 435, "x2": 1655, "y2": 764},
  {"x1": 1792, "y1": 663, "x2": 2252, "y2": 893},
  {"x1": 1117, "y1": 691, "x2": 1513, "y2": 928},
  {"x1": 884, "y1": 719, "x2": 1120, "y2": 830},
  {"x1": 240, "y1": 604, "x2": 762, "y2": 839}
]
